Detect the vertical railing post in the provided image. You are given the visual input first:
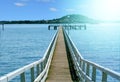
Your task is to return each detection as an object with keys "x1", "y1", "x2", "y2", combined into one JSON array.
[
  {"x1": 36, "y1": 64, "x2": 40, "y2": 77},
  {"x1": 40, "y1": 62, "x2": 43, "y2": 72},
  {"x1": 43, "y1": 60, "x2": 45, "y2": 69},
  {"x1": 81, "y1": 61, "x2": 85, "y2": 82},
  {"x1": 102, "y1": 72, "x2": 107, "y2": 82},
  {"x1": 20, "y1": 72, "x2": 26, "y2": 82},
  {"x1": 85, "y1": 63, "x2": 90, "y2": 82},
  {"x1": 82, "y1": 61, "x2": 85, "y2": 72},
  {"x1": 45, "y1": 57, "x2": 47, "y2": 67},
  {"x1": 78, "y1": 58, "x2": 83, "y2": 82},
  {"x1": 31, "y1": 67, "x2": 34, "y2": 82},
  {"x1": 86, "y1": 63, "x2": 90, "y2": 76},
  {"x1": 92, "y1": 67, "x2": 96, "y2": 82},
  {"x1": 78, "y1": 57, "x2": 81, "y2": 67},
  {"x1": 80, "y1": 59, "x2": 82, "y2": 68}
]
